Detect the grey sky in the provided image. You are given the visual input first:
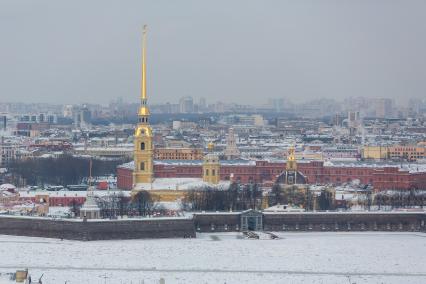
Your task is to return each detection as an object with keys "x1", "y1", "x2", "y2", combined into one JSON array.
[{"x1": 0, "y1": 0, "x2": 425, "y2": 105}]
